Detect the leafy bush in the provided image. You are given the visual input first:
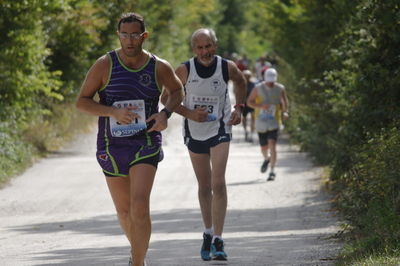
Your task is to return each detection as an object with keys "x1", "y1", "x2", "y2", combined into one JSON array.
[
  {"x1": 260, "y1": 0, "x2": 400, "y2": 261},
  {"x1": 335, "y1": 125, "x2": 400, "y2": 253}
]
